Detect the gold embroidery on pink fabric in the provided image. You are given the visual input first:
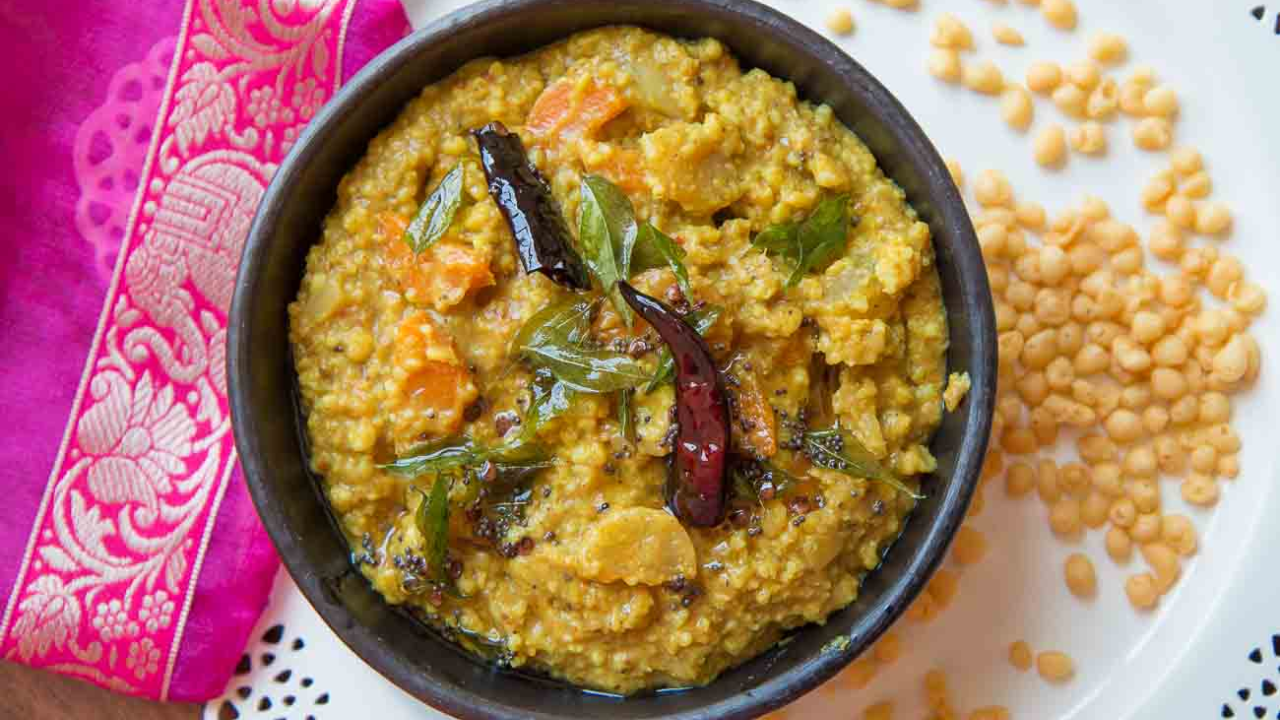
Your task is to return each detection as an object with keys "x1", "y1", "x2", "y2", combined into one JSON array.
[{"x1": 0, "y1": 0, "x2": 357, "y2": 699}]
